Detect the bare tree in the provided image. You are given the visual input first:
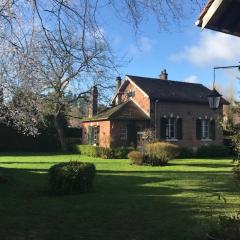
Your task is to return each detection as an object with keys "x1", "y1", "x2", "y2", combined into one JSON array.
[
  {"x1": 0, "y1": 1, "x2": 205, "y2": 32},
  {"x1": 0, "y1": 0, "x2": 204, "y2": 150},
  {"x1": 0, "y1": 1, "x2": 116, "y2": 150}
]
